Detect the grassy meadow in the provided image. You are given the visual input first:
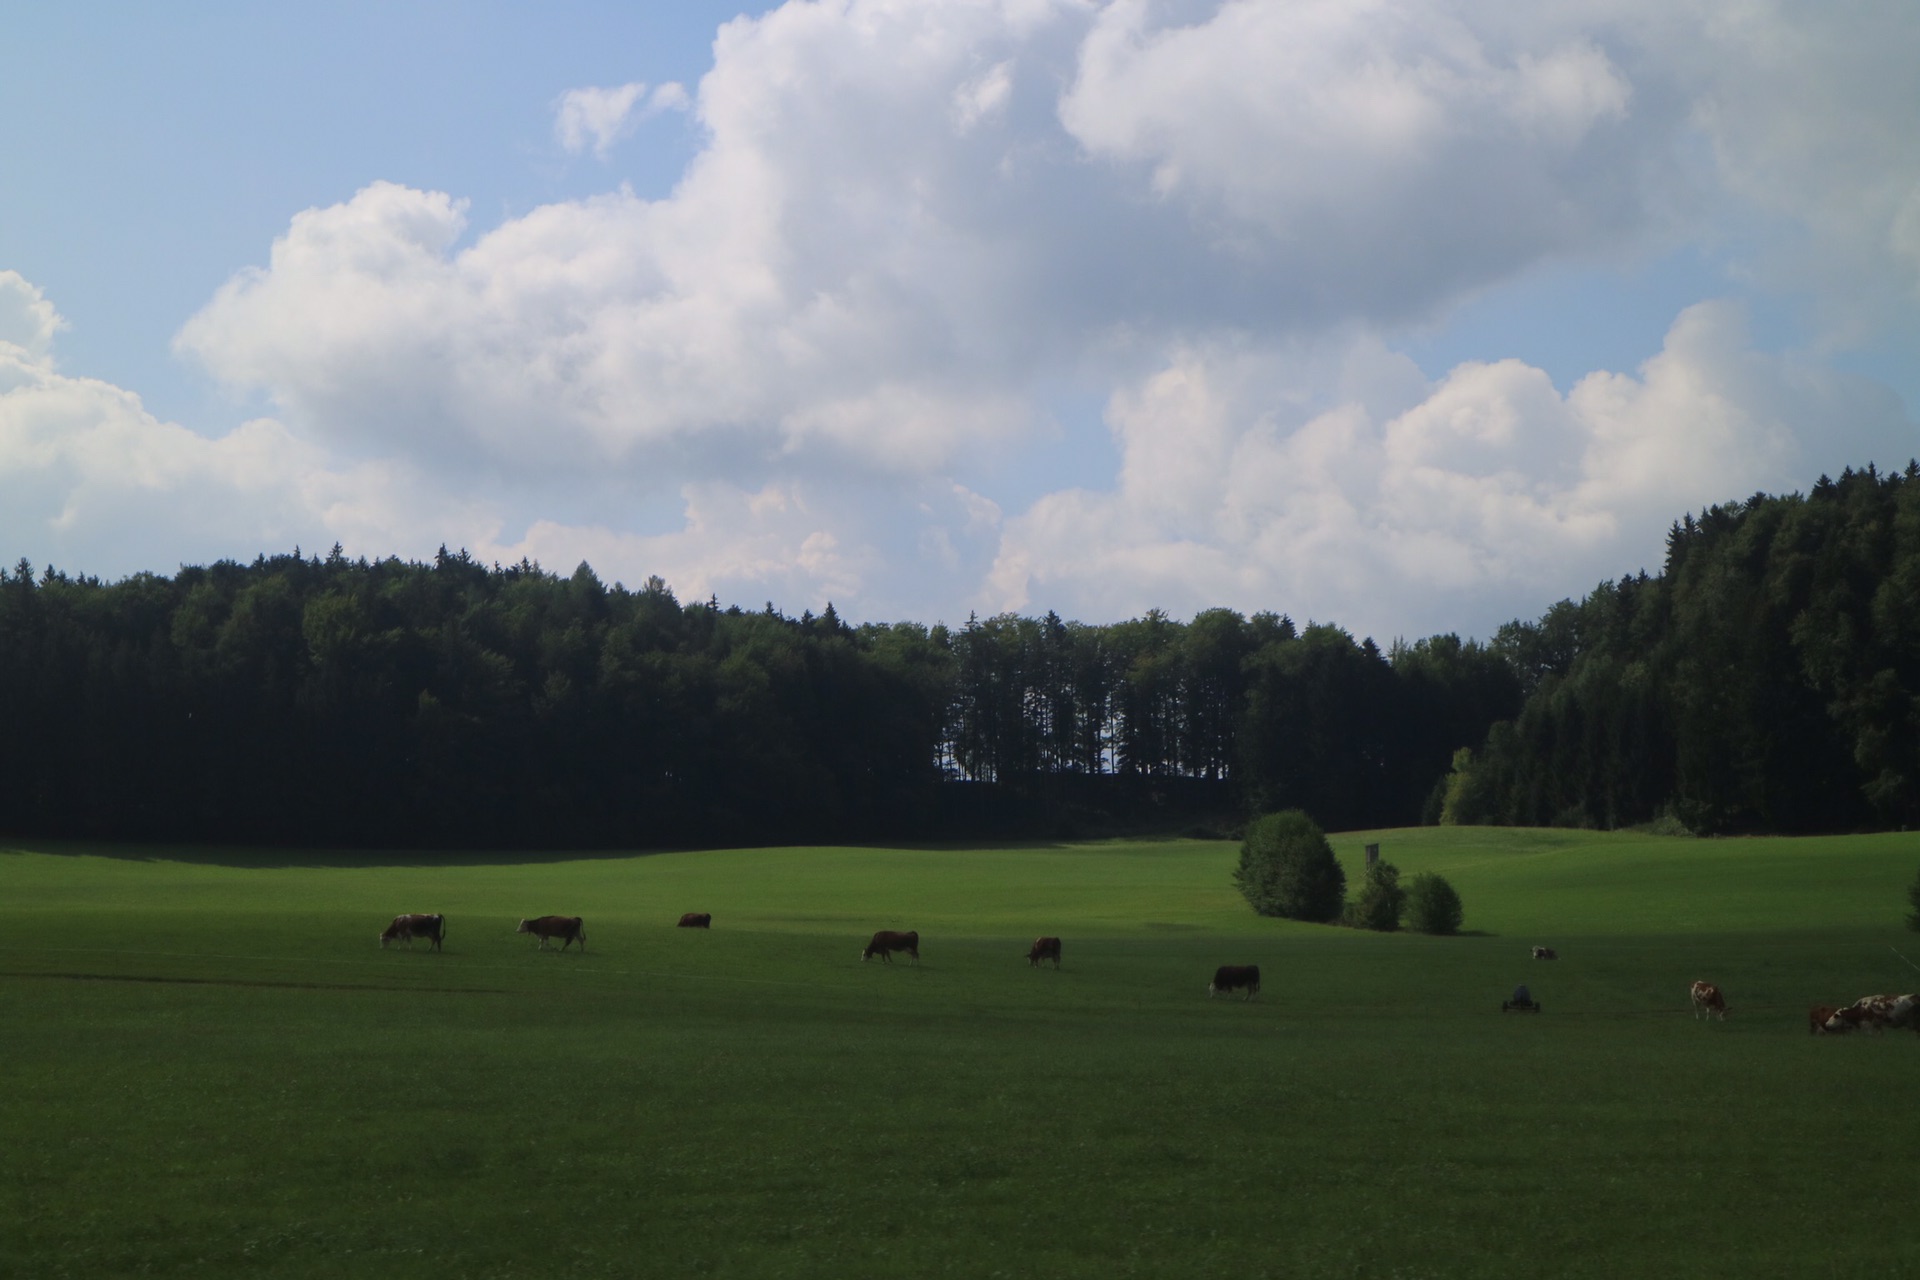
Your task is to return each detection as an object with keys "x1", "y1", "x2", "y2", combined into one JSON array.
[{"x1": 3, "y1": 827, "x2": 1919, "y2": 1278}]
